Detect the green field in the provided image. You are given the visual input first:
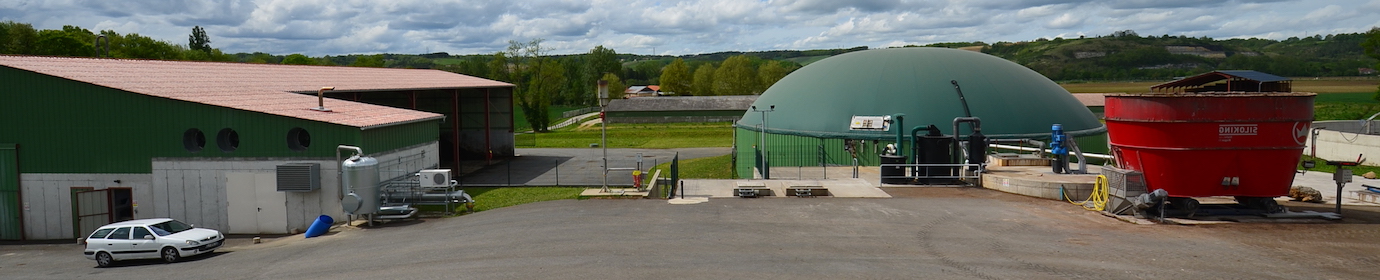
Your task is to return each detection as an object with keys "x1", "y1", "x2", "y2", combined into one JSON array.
[{"x1": 518, "y1": 122, "x2": 734, "y2": 148}]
